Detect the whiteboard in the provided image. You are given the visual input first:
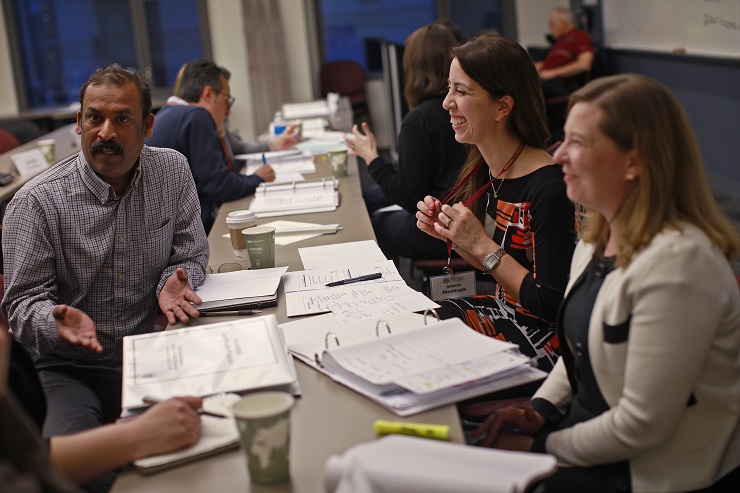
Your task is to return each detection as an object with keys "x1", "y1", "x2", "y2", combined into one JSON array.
[{"x1": 603, "y1": 0, "x2": 740, "y2": 58}]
